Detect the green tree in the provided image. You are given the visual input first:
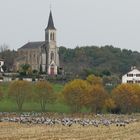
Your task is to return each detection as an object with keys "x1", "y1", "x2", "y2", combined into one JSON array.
[{"x1": 20, "y1": 64, "x2": 31, "y2": 76}]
